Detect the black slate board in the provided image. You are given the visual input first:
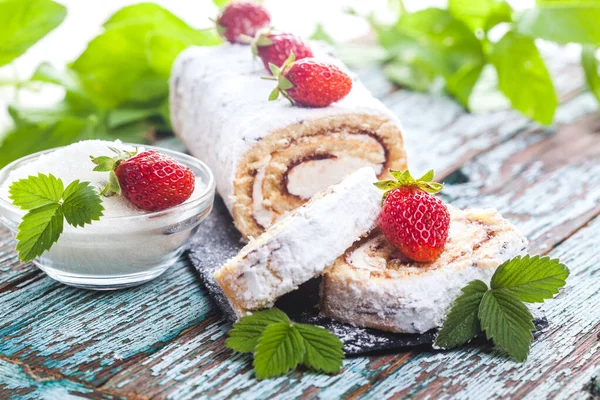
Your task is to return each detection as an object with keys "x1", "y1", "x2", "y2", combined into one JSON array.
[{"x1": 187, "y1": 196, "x2": 548, "y2": 356}]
